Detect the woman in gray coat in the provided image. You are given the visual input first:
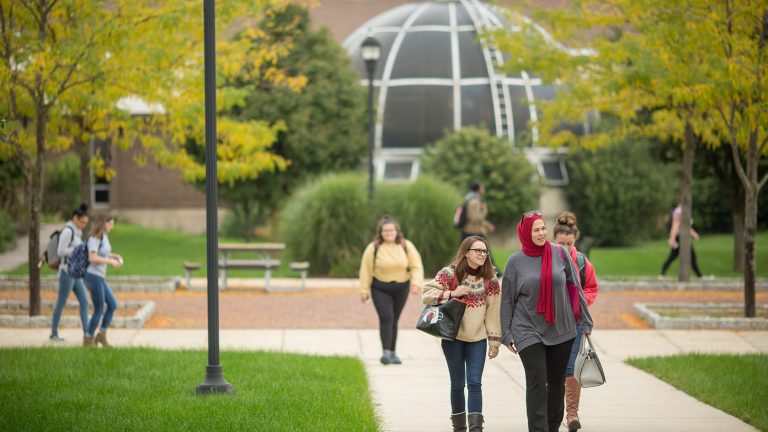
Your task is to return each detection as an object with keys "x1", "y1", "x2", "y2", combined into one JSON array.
[{"x1": 500, "y1": 210, "x2": 593, "y2": 432}]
